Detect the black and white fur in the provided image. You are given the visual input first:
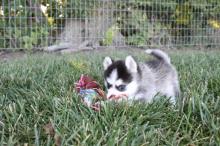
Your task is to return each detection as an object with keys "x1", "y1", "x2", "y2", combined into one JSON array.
[{"x1": 103, "y1": 49, "x2": 180, "y2": 103}]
